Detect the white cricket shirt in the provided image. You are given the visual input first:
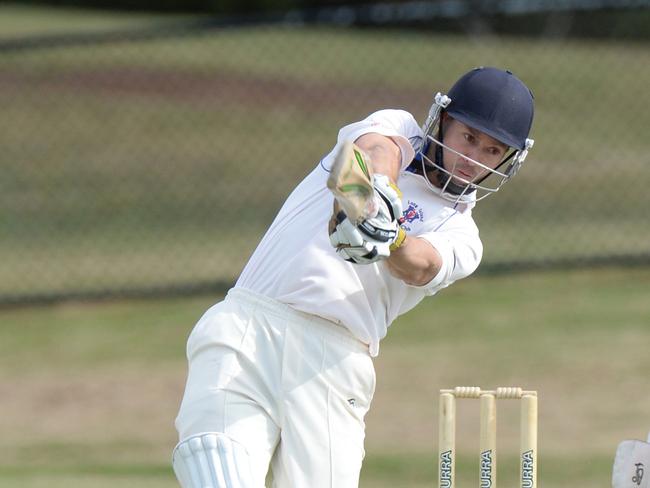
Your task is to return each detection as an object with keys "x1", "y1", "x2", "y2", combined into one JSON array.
[{"x1": 236, "y1": 109, "x2": 483, "y2": 356}]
